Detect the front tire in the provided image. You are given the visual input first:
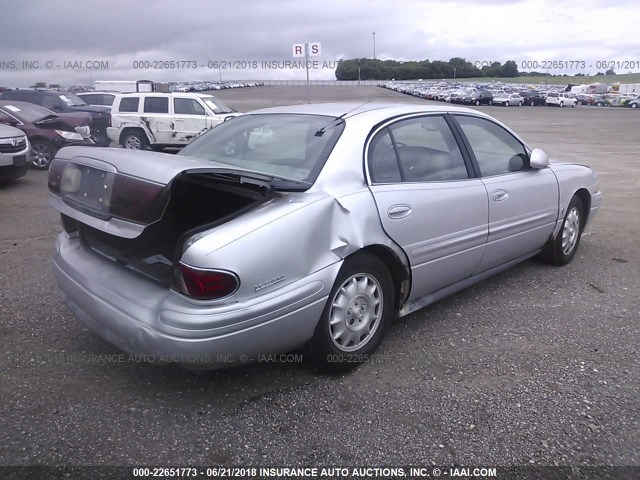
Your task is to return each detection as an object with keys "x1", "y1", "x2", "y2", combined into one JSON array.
[
  {"x1": 305, "y1": 254, "x2": 395, "y2": 372},
  {"x1": 530, "y1": 100, "x2": 535, "y2": 106},
  {"x1": 475, "y1": 100, "x2": 480, "y2": 106},
  {"x1": 30, "y1": 139, "x2": 57, "y2": 170},
  {"x1": 540, "y1": 195, "x2": 585, "y2": 266}
]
